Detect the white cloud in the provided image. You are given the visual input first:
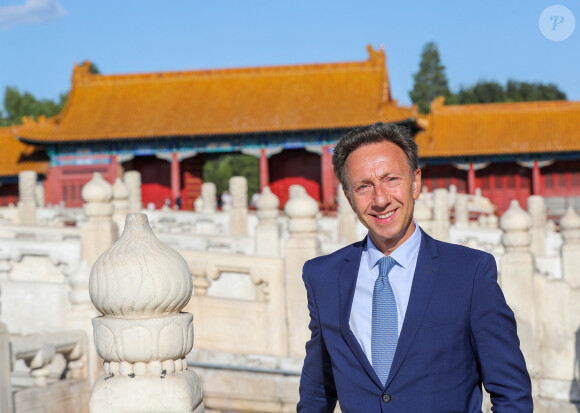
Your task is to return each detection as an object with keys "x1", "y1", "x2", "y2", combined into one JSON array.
[{"x1": 0, "y1": 0, "x2": 66, "y2": 30}]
